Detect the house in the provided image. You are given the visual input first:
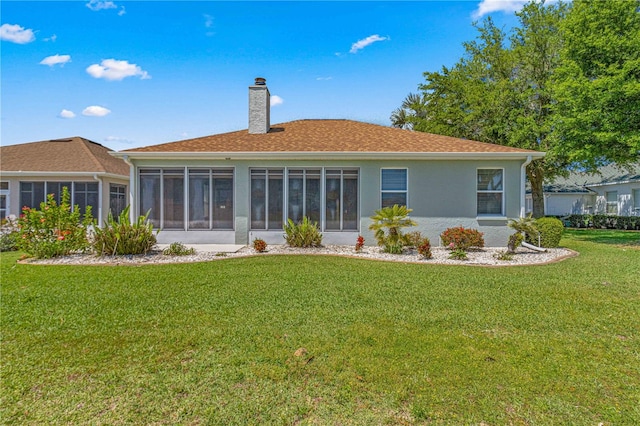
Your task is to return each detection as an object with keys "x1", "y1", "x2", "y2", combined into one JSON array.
[
  {"x1": 0, "y1": 137, "x2": 130, "y2": 223},
  {"x1": 525, "y1": 163, "x2": 640, "y2": 216},
  {"x1": 113, "y1": 78, "x2": 544, "y2": 247}
]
